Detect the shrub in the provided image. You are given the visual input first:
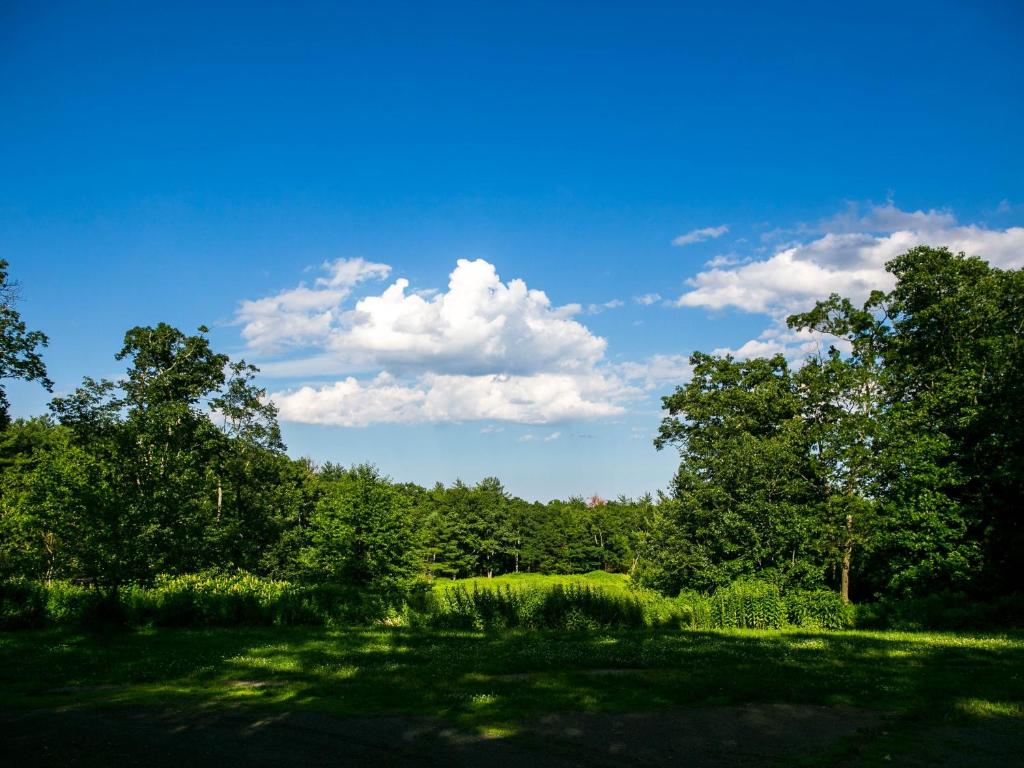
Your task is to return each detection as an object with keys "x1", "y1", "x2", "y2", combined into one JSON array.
[
  {"x1": 708, "y1": 579, "x2": 787, "y2": 629},
  {"x1": 428, "y1": 583, "x2": 650, "y2": 631},
  {"x1": 44, "y1": 581, "x2": 112, "y2": 627},
  {"x1": 2, "y1": 572, "x2": 1017, "y2": 633},
  {"x1": 0, "y1": 578, "x2": 46, "y2": 629},
  {"x1": 785, "y1": 589, "x2": 852, "y2": 630},
  {"x1": 852, "y1": 591, "x2": 1024, "y2": 631}
]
